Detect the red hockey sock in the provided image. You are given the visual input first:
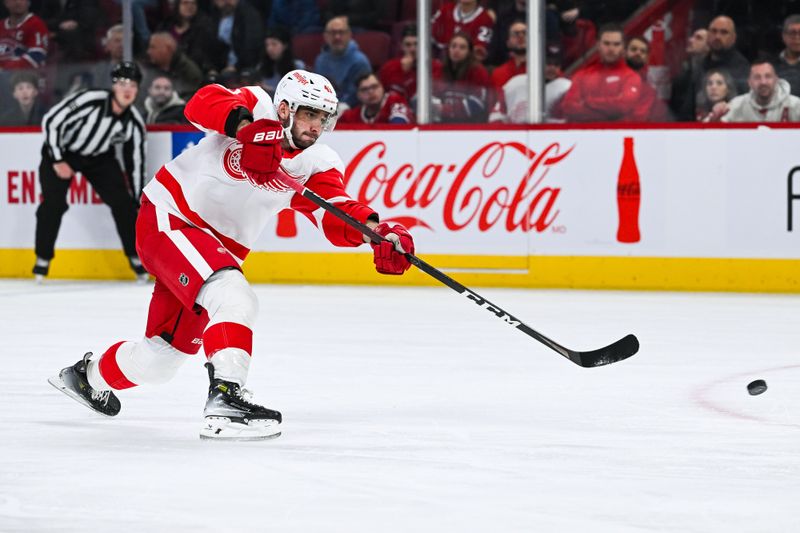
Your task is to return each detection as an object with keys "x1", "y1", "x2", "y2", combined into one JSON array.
[
  {"x1": 97, "y1": 341, "x2": 138, "y2": 390},
  {"x1": 202, "y1": 322, "x2": 253, "y2": 359}
]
